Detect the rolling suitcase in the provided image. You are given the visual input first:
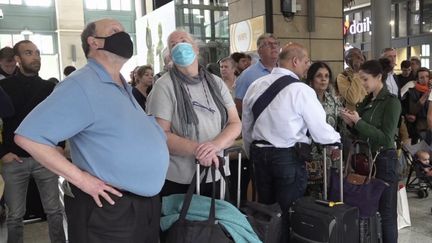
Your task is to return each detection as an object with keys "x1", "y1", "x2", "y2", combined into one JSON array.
[
  {"x1": 290, "y1": 144, "x2": 360, "y2": 243},
  {"x1": 223, "y1": 146, "x2": 283, "y2": 243}
]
